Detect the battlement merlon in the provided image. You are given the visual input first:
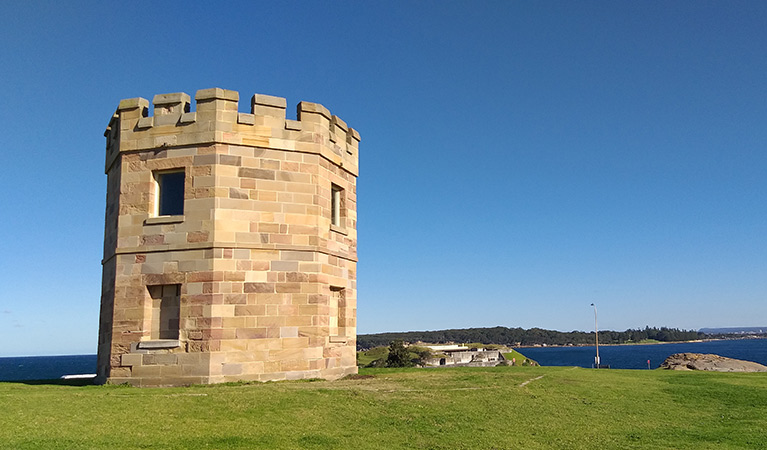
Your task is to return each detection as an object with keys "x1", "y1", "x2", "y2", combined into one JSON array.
[{"x1": 104, "y1": 88, "x2": 360, "y2": 175}]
